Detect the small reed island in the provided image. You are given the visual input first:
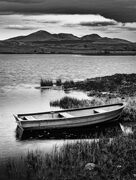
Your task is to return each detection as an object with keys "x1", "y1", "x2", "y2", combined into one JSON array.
[{"x1": 4, "y1": 73, "x2": 136, "y2": 180}]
